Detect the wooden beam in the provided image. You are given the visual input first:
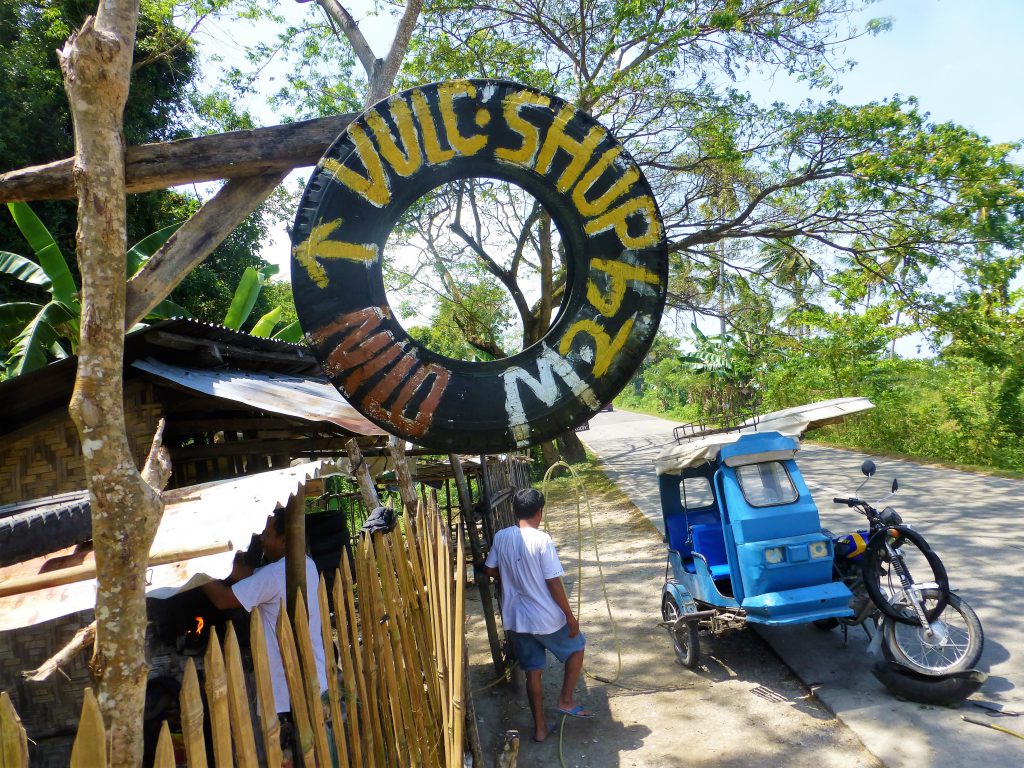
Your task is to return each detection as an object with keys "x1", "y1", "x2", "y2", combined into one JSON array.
[
  {"x1": 125, "y1": 172, "x2": 288, "y2": 327},
  {"x1": 169, "y1": 436, "x2": 356, "y2": 461},
  {"x1": 141, "y1": 330, "x2": 317, "y2": 367},
  {"x1": 0, "y1": 114, "x2": 355, "y2": 202}
]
